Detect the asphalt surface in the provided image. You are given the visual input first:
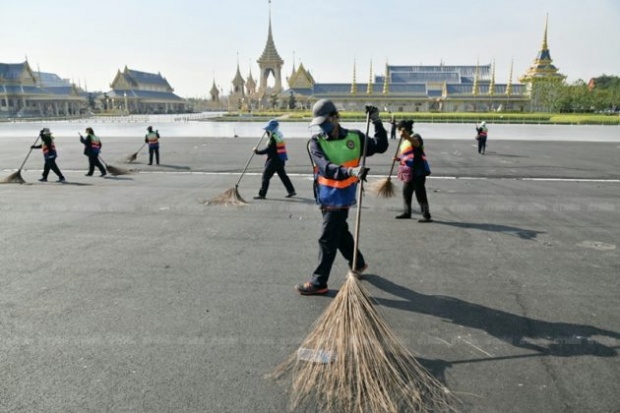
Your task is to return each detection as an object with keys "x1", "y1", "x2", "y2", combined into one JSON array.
[{"x1": 1, "y1": 134, "x2": 619, "y2": 412}]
